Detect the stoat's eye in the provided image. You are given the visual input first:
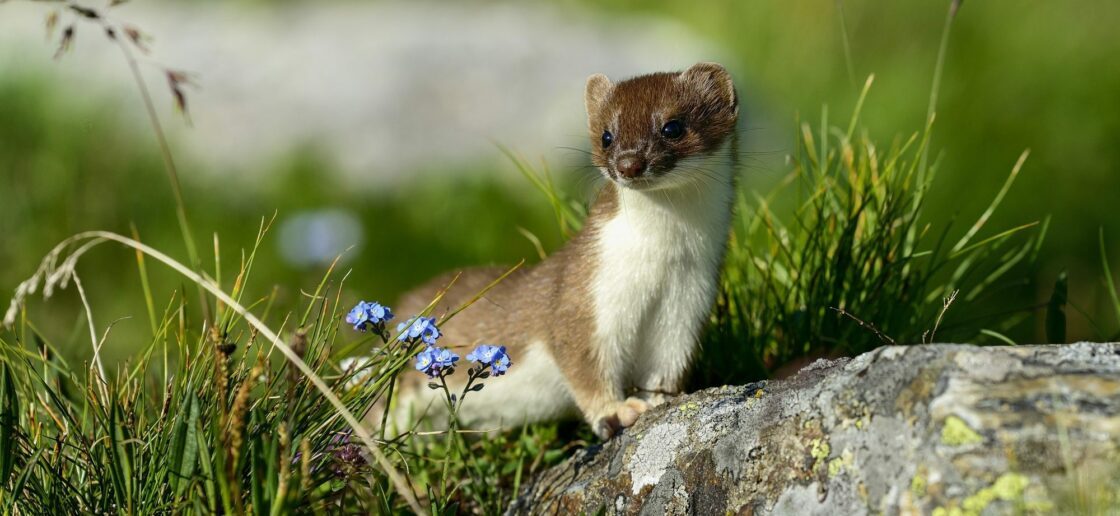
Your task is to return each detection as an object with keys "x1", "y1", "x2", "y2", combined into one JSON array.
[
  {"x1": 601, "y1": 130, "x2": 613, "y2": 148},
  {"x1": 661, "y1": 120, "x2": 684, "y2": 139}
]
